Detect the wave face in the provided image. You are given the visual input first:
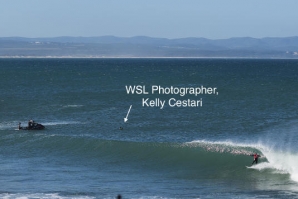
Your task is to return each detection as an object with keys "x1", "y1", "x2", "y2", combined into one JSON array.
[
  {"x1": 2, "y1": 124, "x2": 298, "y2": 198},
  {"x1": 2, "y1": 129, "x2": 296, "y2": 182}
]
